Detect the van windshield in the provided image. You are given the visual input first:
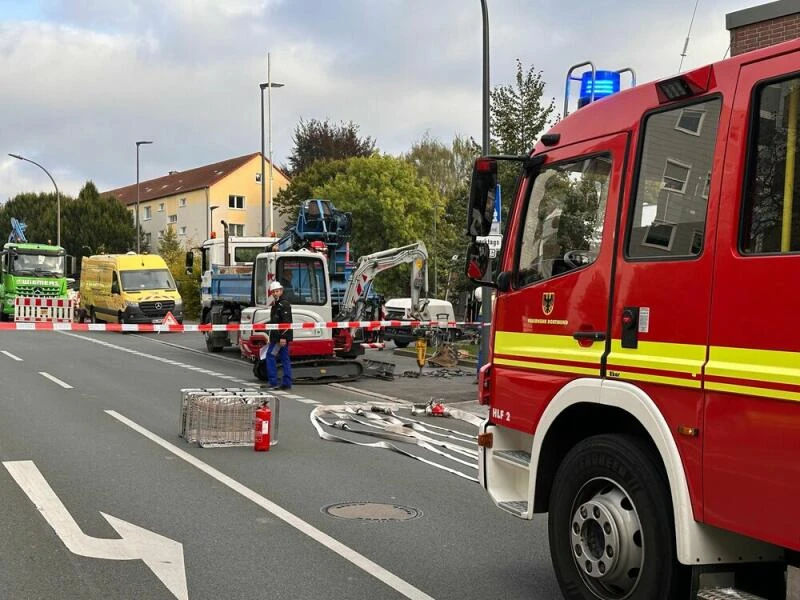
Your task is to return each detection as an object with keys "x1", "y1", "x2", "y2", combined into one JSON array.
[{"x1": 121, "y1": 268, "x2": 177, "y2": 291}]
